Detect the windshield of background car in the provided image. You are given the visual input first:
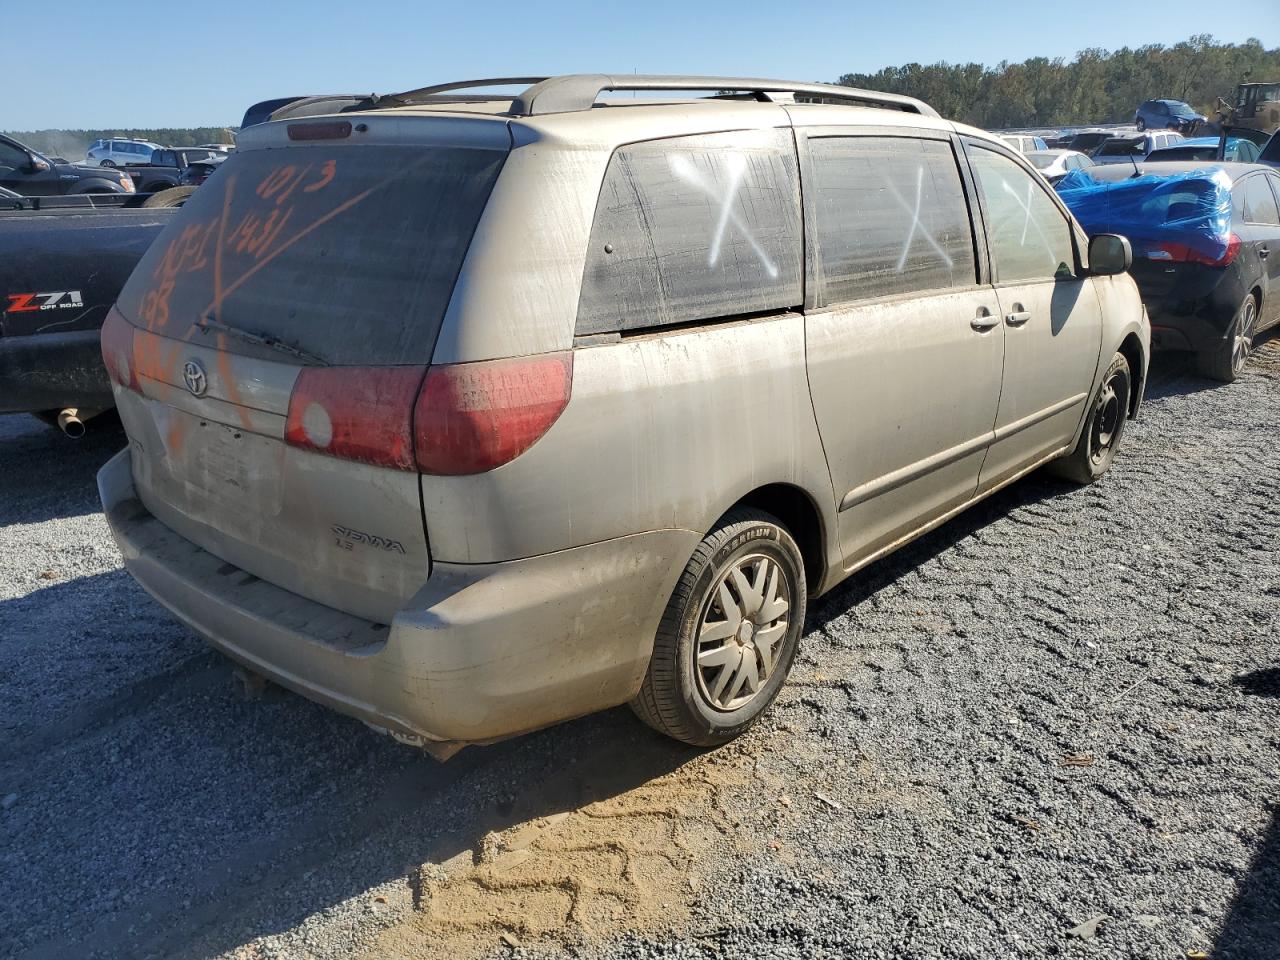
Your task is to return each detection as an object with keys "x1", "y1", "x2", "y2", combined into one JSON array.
[
  {"x1": 1027, "y1": 154, "x2": 1055, "y2": 169},
  {"x1": 115, "y1": 143, "x2": 507, "y2": 366},
  {"x1": 1169, "y1": 102, "x2": 1198, "y2": 117},
  {"x1": 1097, "y1": 139, "x2": 1143, "y2": 156}
]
